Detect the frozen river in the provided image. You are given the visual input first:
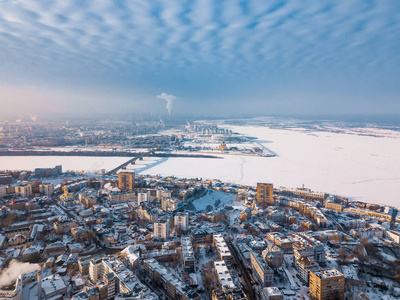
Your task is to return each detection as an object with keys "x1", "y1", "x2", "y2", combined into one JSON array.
[
  {"x1": 131, "y1": 125, "x2": 400, "y2": 207},
  {"x1": 1, "y1": 123, "x2": 399, "y2": 207}
]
